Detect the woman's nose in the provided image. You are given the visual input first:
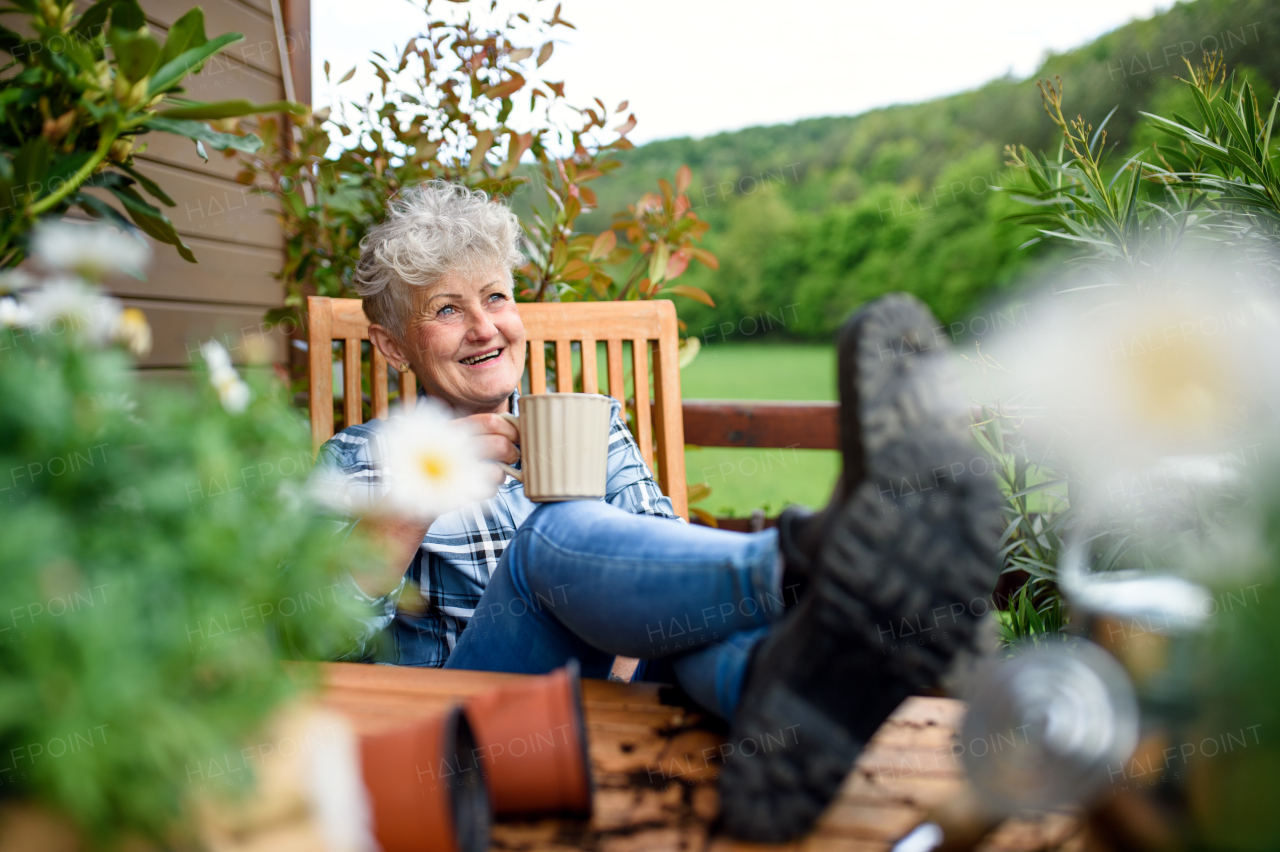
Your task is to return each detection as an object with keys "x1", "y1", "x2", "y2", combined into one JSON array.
[{"x1": 466, "y1": 308, "x2": 499, "y2": 340}]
